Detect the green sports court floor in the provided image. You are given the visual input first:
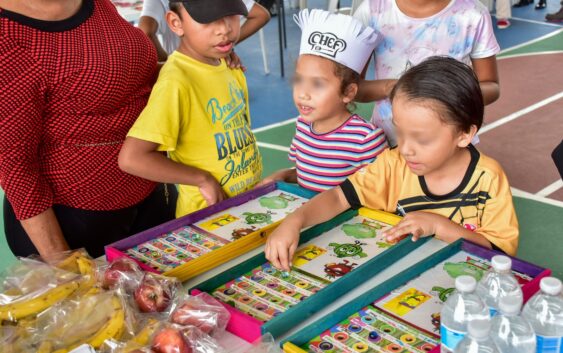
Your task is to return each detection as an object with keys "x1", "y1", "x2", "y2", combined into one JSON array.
[{"x1": 1, "y1": 30, "x2": 562, "y2": 279}]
